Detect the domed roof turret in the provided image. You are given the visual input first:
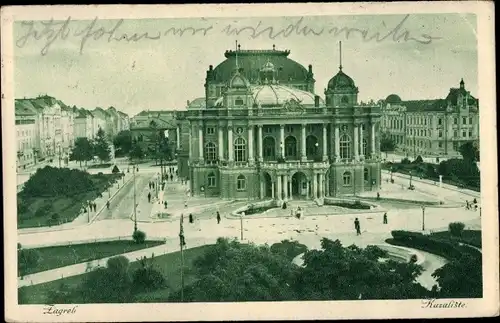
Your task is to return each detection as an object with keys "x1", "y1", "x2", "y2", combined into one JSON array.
[
  {"x1": 385, "y1": 94, "x2": 402, "y2": 104},
  {"x1": 327, "y1": 69, "x2": 356, "y2": 90},
  {"x1": 261, "y1": 59, "x2": 275, "y2": 72}
]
